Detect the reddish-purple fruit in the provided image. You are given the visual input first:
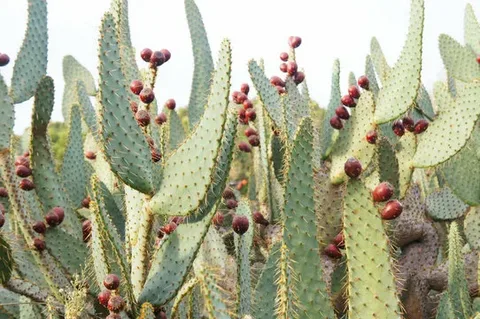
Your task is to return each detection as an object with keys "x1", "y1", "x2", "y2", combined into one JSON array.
[
  {"x1": 341, "y1": 95, "x2": 356, "y2": 107},
  {"x1": 276, "y1": 86, "x2": 286, "y2": 94},
  {"x1": 226, "y1": 199, "x2": 238, "y2": 209},
  {"x1": 15, "y1": 156, "x2": 30, "y2": 168},
  {"x1": 104, "y1": 274, "x2": 120, "y2": 290},
  {"x1": 33, "y1": 238, "x2": 46, "y2": 251},
  {"x1": 157, "y1": 311, "x2": 167, "y2": 319},
  {"x1": 293, "y1": 71, "x2": 305, "y2": 84},
  {"x1": 98, "y1": 289, "x2": 111, "y2": 307},
  {"x1": 333, "y1": 232, "x2": 345, "y2": 249},
  {"x1": 139, "y1": 88, "x2": 155, "y2": 104},
  {"x1": 335, "y1": 106, "x2": 350, "y2": 120},
  {"x1": 245, "y1": 108, "x2": 256, "y2": 121},
  {"x1": 244, "y1": 127, "x2": 257, "y2": 137},
  {"x1": 372, "y1": 182, "x2": 395, "y2": 202},
  {"x1": 477, "y1": 55, "x2": 480, "y2": 64},
  {"x1": 248, "y1": 135, "x2": 260, "y2": 147},
  {"x1": 392, "y1": 120, "x2": 405, "y2": 137},
  {"x1": 0, "y1": 54, "x2": 10, "y2": 67},
  {"x1": 232, "y1": 91, "x2": 248, "y2": 104},
  {"x1": 212, "y1": 212, "x2": 224, "y2": 226},
  {"x1": 270, "y1": 76, "x2": 285, "y2": 87},
  {"x1": 286, "y1": 61, "x2": 298, "y2": 76},
  {"x1": 81, "y1": 197, "x2": 91, "y2": 208},
  {"x1": 324, "y1": 243, "x2": 342, "y2": 258},
  {"x1": 232, "y1": 215, "x2": 249, "y2": 235},
  {"x1": 288, "y1": 36, "x2": 302, "y2": 48},
  {"x1": 165, "y1": 98, "x2": 176, "y2": 110},
  {"x1": 19, "y1": 179, "x2": 35, "y2": 191},
  {"x1": 344, "y1": 158, "x2": 362, "y2": 178},
  {"x1": 280, "y1": 52, "x2": 289, "y2": 62},
  {"x1": 85, "y1": 151, "x2": 96, "y2": 160},
  {"x1": 222, "y1": 187, "x2": 235, "y2": 200},
  {"x1": 160, "y1": 49, "x2": 171, "y2": 62},
  {"x1": 240, "y1": 83, "x2": 250, "y2": 95},
  {"x1": 402, "y1": 116, "x2": 415, "y2": 132},
  {"x1": 107, "y1": 295, "x2": 125, "y2": 312},
  {"x1": 15, "y1": 165, "x2": 32, "y2": 178},
  {"x1": 366, "y1": 130, "x2": 378, "y2": 144},
  {"x1": 280, "y1": 63, "x2": 287, "y2": 73},
  {"x1": 32, "y1": 221, "x2": 46, "y2": 234},
  {"x1": 130, "y1": 101, "x2": 138, "y2": 113},
  {"x1": 45, "y1": 211, "x2": 60, "y2": 227},
  {"x1": 358, "y1": 75, "x2": 370, "y2": 90},
  {"x1": 329, "y1": 116, "x2": 343, "y2": 130},
  {"x1": 0, "y1": 214, "x2": 4, "y2": 228},
  {"x1": 238, "y1": 142, "x2": 251, "y2": 153},
  {"x1": 253, "y1": 211, "x2": 269, "y2": 226},
  {"x1": 381, "y1": 200, "x2": 403, "y2": 220},
  {"x1": 155, "y1": 112, "x2": 167, "y2": 125},
  {"x1": 82, "y1": 220, "x2": 92, "y2": 242},
  {"x1": 151, "y1": 148, "x2": 162, "y2": 163},
  {"x1": 163, "y1": 222, "x2": 177, "y2": 235},
  {"x1": 150, "y1": 51, "x2": 165, "y2": 67},
  {"x1": 140, "y1": 48, "x2": 153, "y2": 62},
  {"x1": 130, "y1": 80, "x2": 143, "y2": 95},
  {"x1": 52, "y1": 207, "x2": 65, "y2": 224},
  {"x1": 243, "y1": 99, "x2": 253, "y2": 110},
  {"x1": 0, "y1": 187, "x2": 7, "y2": 198},
  {"x1": 135, "y1": 110, "x2": 151, "y2": 127},
  {"x1": 414, "y1": 119, "x2": 429, "y2": 134},
  {"x1": 348, "y1": 85, "x2": 360, "y2": 99}
]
